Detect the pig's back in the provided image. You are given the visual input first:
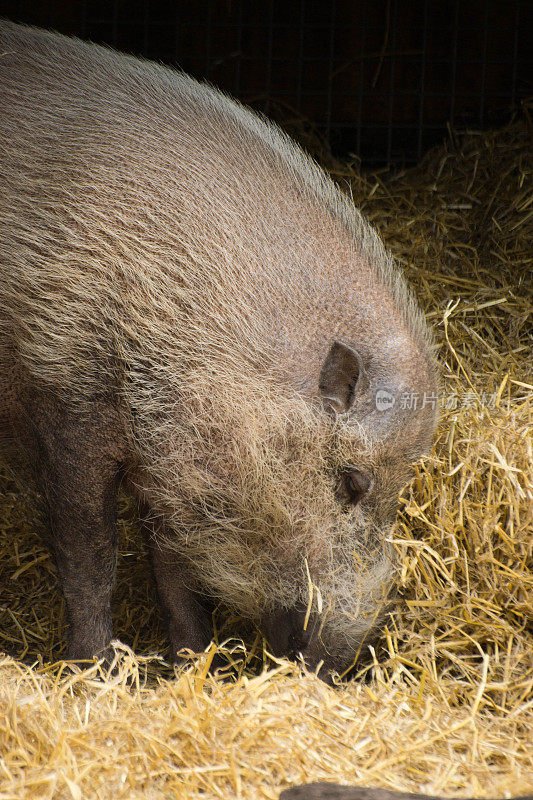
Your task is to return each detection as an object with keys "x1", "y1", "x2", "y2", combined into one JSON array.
[{"x1": 0, "y1": 20, "x2": 427, "y2": 398}]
